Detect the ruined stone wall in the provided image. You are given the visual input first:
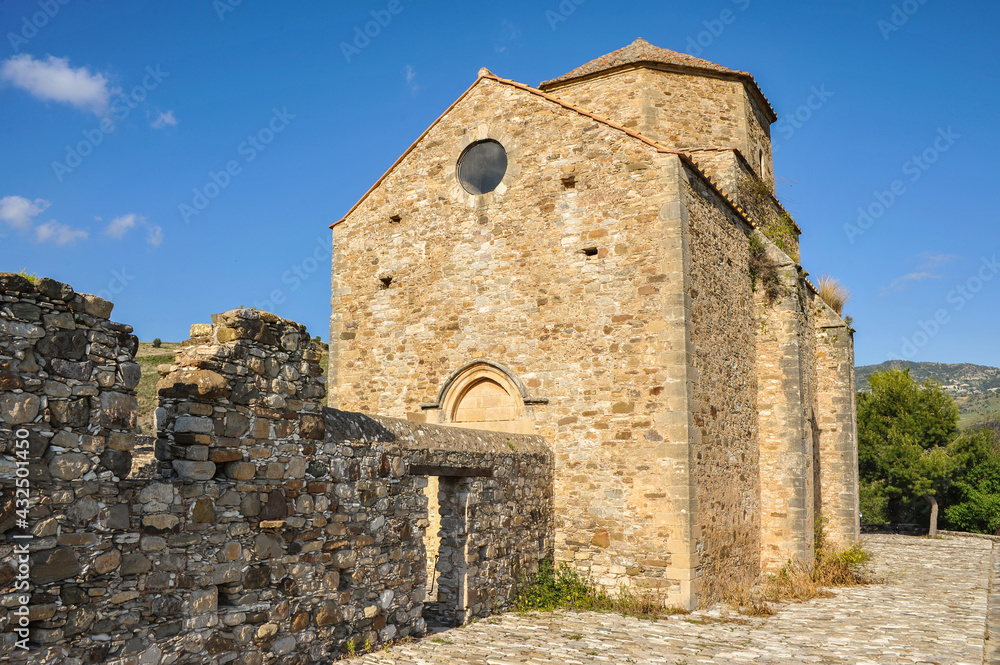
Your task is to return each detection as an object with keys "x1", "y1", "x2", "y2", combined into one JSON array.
[
  {"x1": 0, "y1": 286, "x2": 551, "y2": 663},
  {"x1": 0, "y1": 274, "x2": 149, "y2": 660},
  {"x1": 681, "y1": 172, "x2": 761, "y2": 597},
  {"x1": 331, "y1": 77, "x2": 695, "y2": 603},
  {"x1": 541, "y1": 66, "x2": 772, "y2": 183}
]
